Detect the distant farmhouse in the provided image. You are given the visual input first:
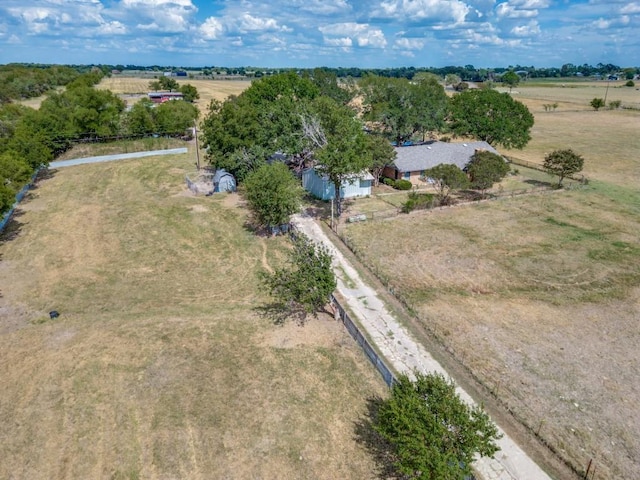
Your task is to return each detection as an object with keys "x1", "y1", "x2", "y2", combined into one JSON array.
[
  {"x1": 147, "y1": 91, "x2": 184, "y2": 104},
  {"x1": 384, "y1": 141, "x2": 500, "y2": 185}
]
